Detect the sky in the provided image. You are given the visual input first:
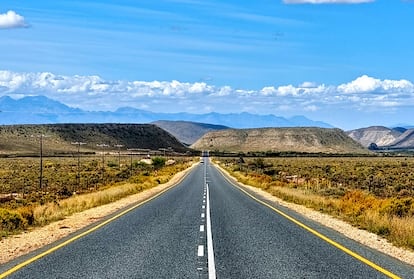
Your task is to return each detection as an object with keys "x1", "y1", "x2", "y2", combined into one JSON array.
[{"x1": 1, "y1": 0, "x2": 414, "y2": 130}]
